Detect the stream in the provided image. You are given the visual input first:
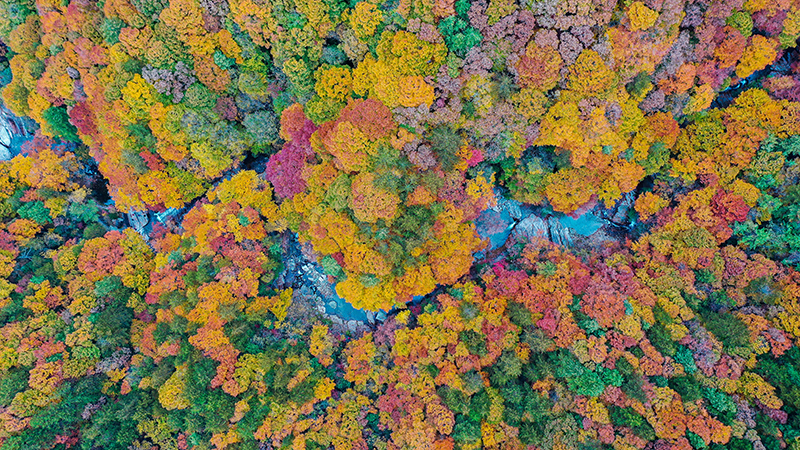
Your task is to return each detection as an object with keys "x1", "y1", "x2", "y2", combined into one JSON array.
[{"x1": 278, "y1": 189, "x2": 627, "y2": 326}]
